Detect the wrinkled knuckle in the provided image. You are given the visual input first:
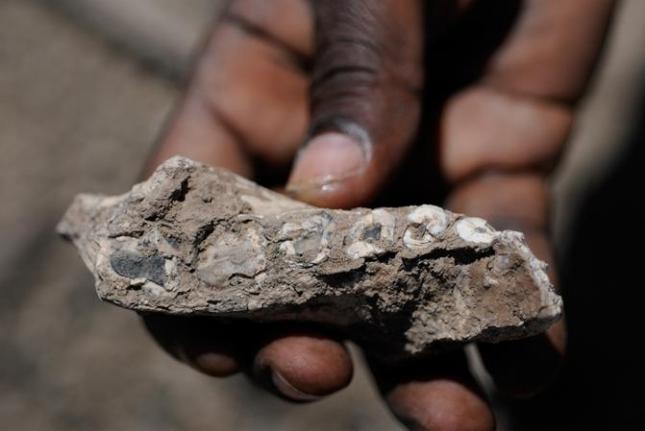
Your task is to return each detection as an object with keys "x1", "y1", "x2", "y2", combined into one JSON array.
[
  {"x1": 441, "y1": 86, "x2": 573, "y2": 183},
  {"x1": 310, "y1": 0, "x2": 423, "y2": 130},
  {"x1": 312, "y1": 37, "x2": 382, "y2": 102},
  {"x1": 312, "y1": 1, "x2": 388, "y2": 101},
  {"x1": 388, "y1": 381, "x2": 495, "y2": 431}
]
